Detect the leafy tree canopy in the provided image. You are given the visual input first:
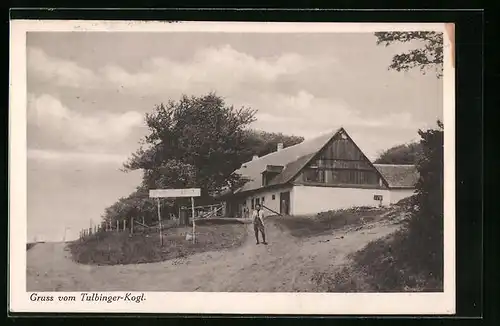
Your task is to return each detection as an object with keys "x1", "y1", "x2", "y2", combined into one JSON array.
[
  {"x1": 123, "y1": 93, "x2": 257, "y2": 197},
  {"x1": 123, "y1": 92, "x2": 304, "y2": 197},
  {"x1": 374, "y1": 142, "x2": 423, "y2": 165},
  {"x1": 243, "y1": 130, "x2": 304, "y2": 159},
  {"x1": 374, "y1": 31, "x2": 443, "y2": 78}
]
